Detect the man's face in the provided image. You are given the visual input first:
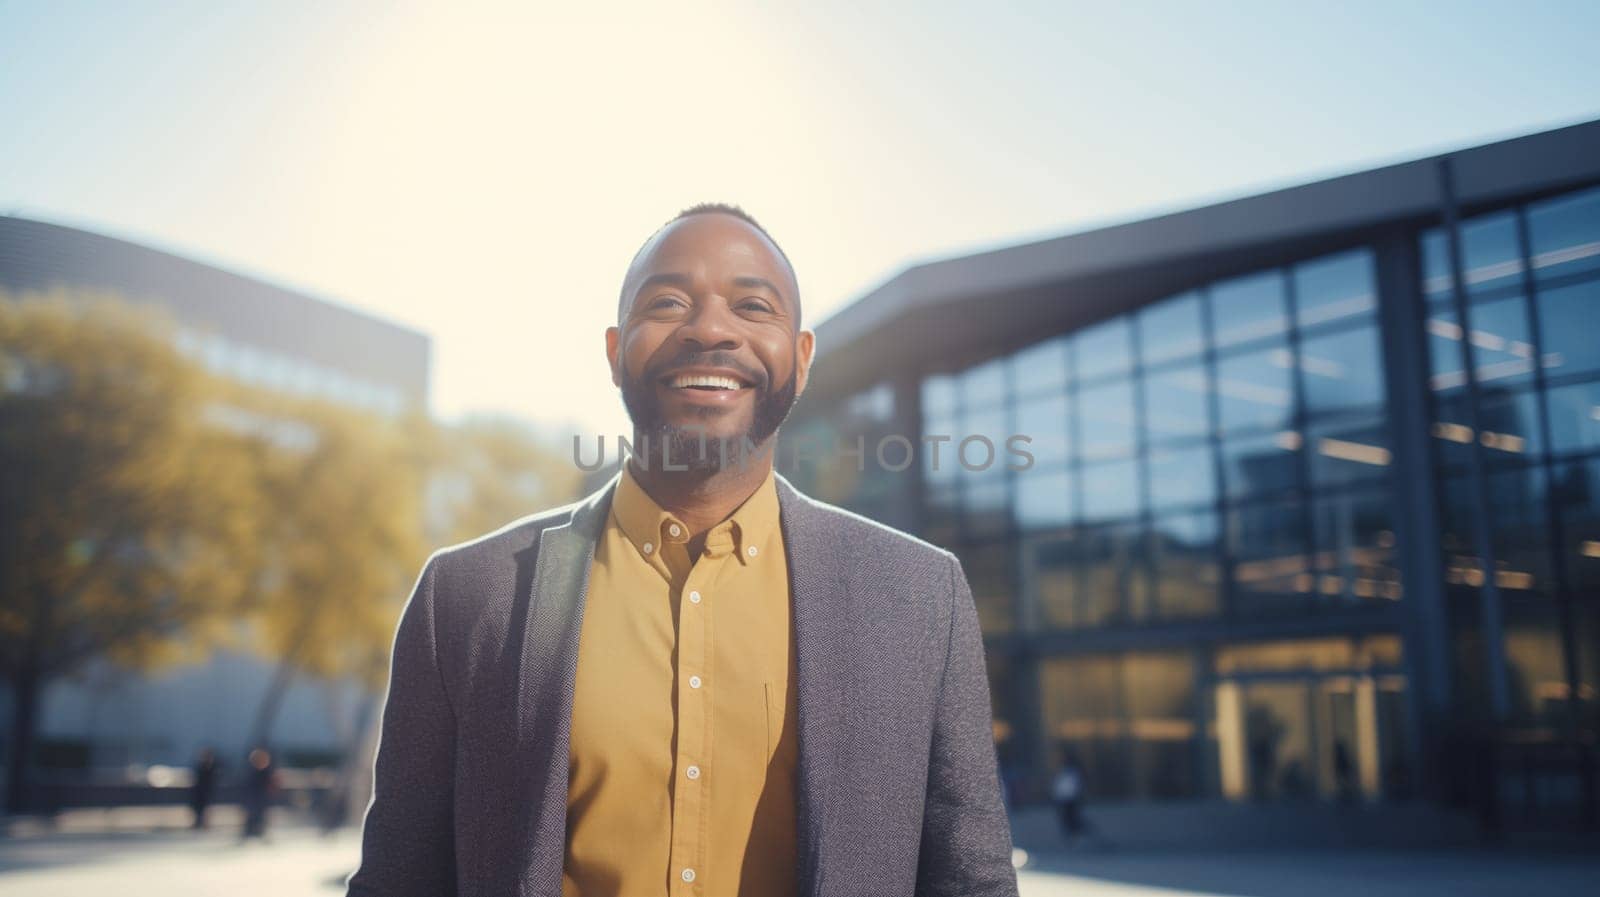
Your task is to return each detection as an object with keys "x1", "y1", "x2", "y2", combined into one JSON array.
[{"x1": 607, "y1": 212, "x2": 815, "y2": 471}]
